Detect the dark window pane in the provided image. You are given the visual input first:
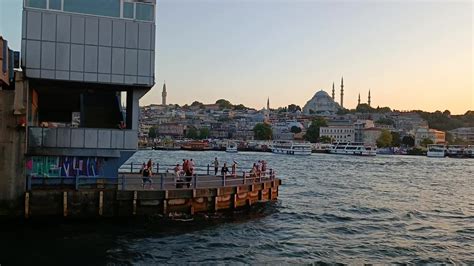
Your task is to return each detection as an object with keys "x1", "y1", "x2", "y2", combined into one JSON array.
[
  {"x1": 123, "y1": 2, "x2": 134, "y2": 19},
  {"x1": 136, "y1": 3, "x2": 153, "y2": 22},
  {"x1": 26, "y1": 0, "x2": 47, "y2": 9},
  {"x1": 64, "y1": 0, "x2": 120, "y2": 18},
  {"x1": 49, "y1": 0, "x2": 61, "y2": 10}
]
